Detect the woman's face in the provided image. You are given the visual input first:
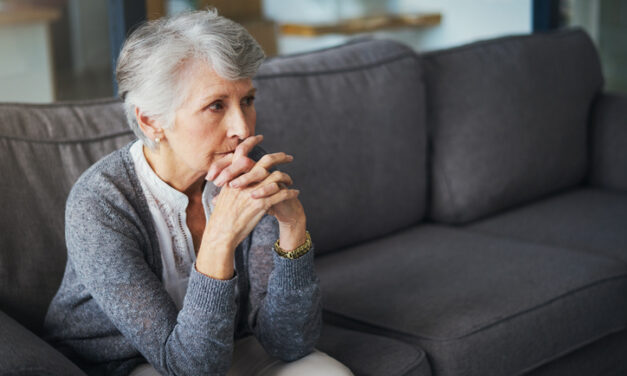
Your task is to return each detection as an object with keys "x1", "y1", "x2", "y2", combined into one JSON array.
[{"x1": 162, "y1": 60, "x2": 256, "y2": 180}]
